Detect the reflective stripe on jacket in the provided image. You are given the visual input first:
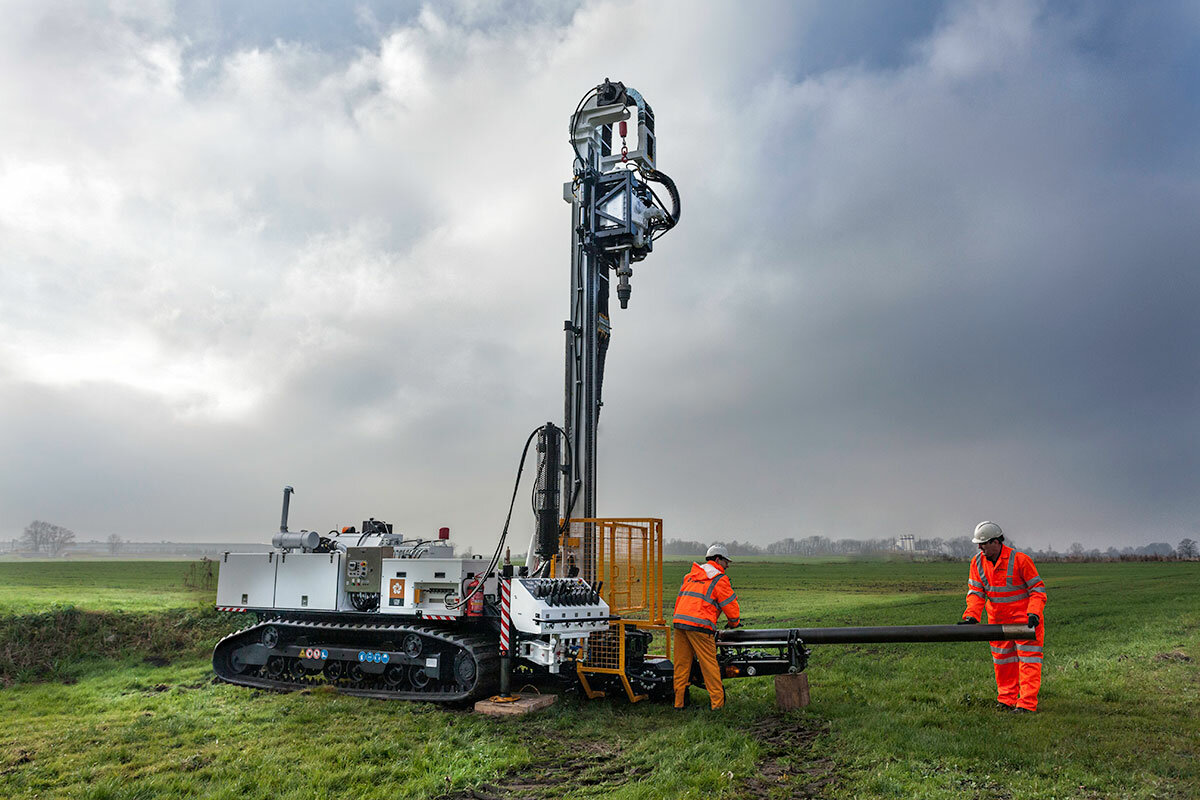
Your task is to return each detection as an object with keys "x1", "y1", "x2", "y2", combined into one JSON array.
[
  {"x1": 672, "y1": 561, "x2": 741, "y2": 632},
  {"x1": 964, "y1": 545, "x2": 1046, "y2": 623}
]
